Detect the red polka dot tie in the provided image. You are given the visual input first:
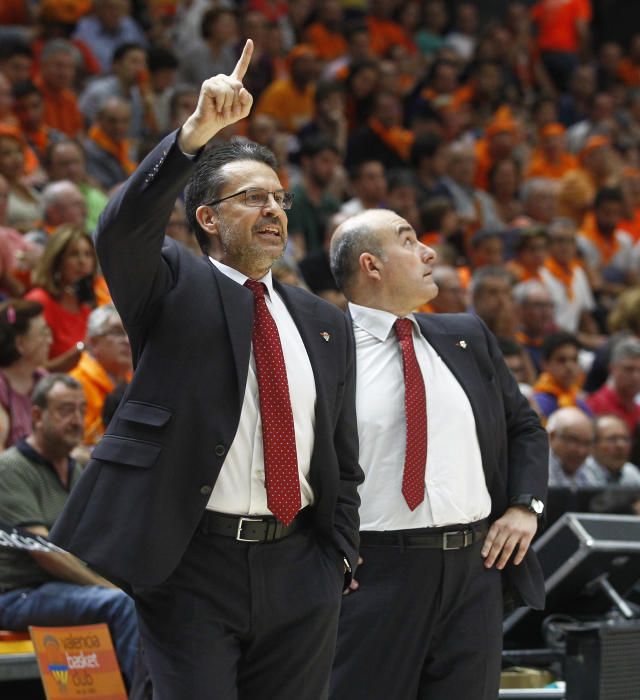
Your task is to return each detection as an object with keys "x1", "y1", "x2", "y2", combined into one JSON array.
[
  {"x1": 245, "y1": 279, "x2": 301, "y2": 525},
  {"x1": 394, "y1": 318, "x2": 427, "y2": 510}
]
